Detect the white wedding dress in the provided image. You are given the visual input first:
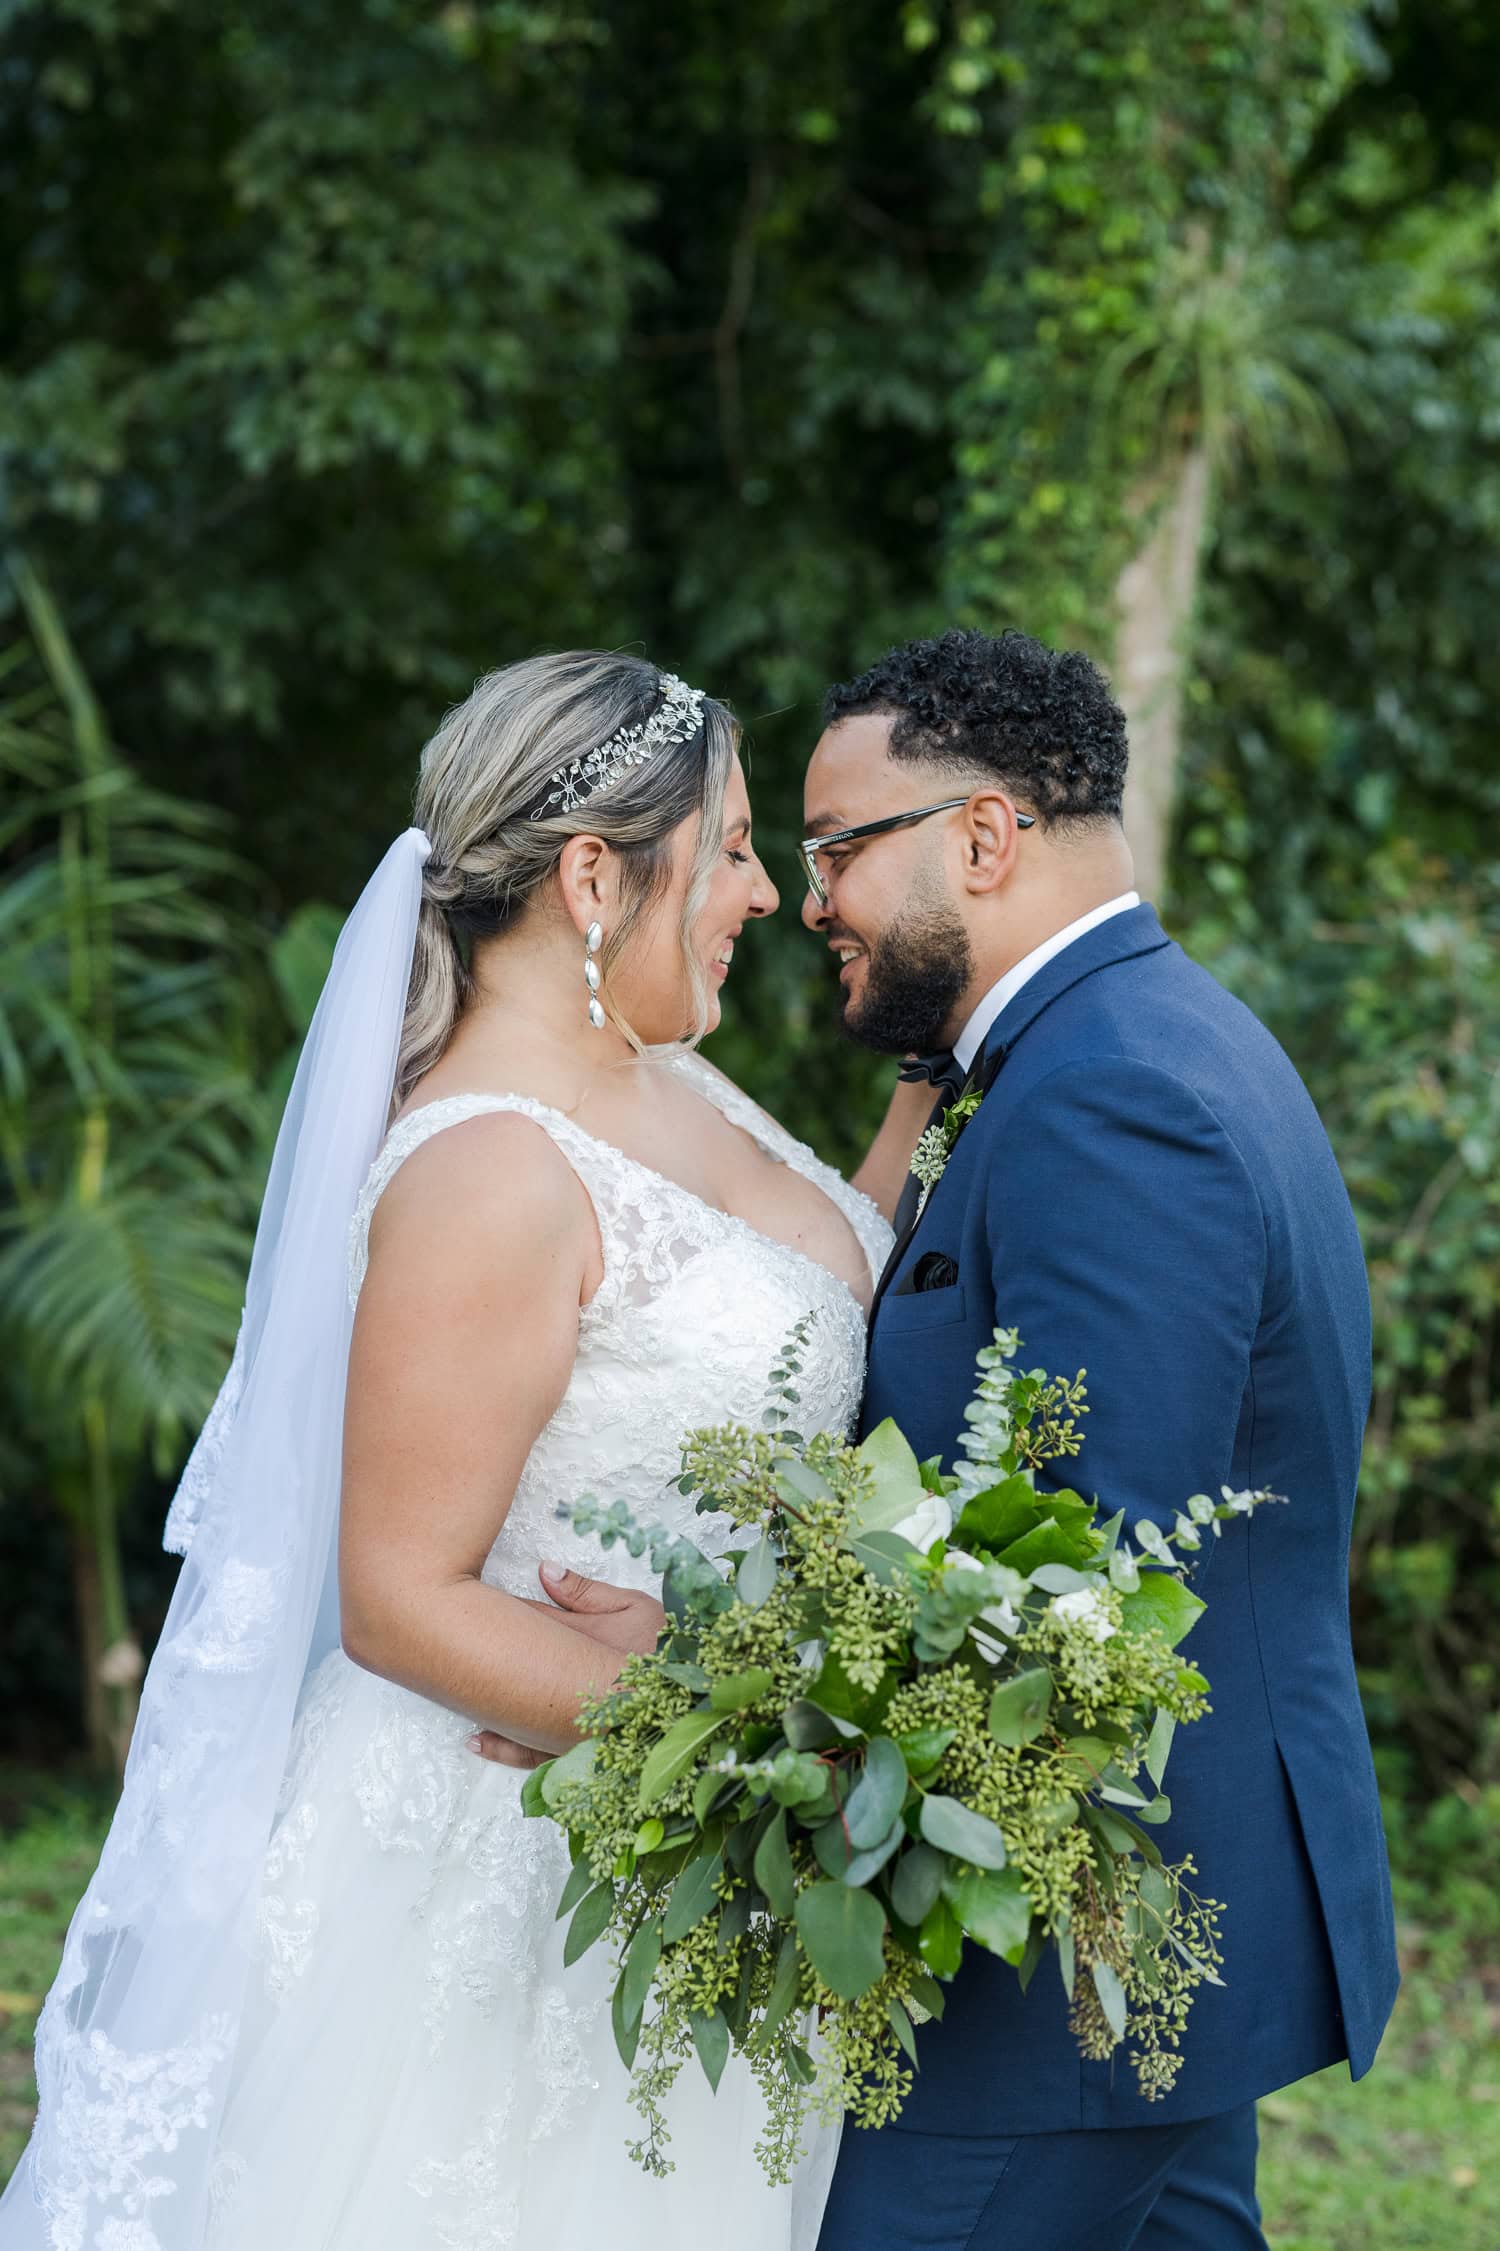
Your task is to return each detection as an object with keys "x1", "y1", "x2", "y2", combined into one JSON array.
[{"x1": 200, "y1": 1051, "x2": 892, "y2": 2251}]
